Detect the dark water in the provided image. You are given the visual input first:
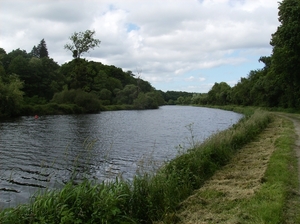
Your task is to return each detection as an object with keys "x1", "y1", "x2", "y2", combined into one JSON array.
[{"x1": 0, "y1": 106, "x2": 242, "y2": 208}]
